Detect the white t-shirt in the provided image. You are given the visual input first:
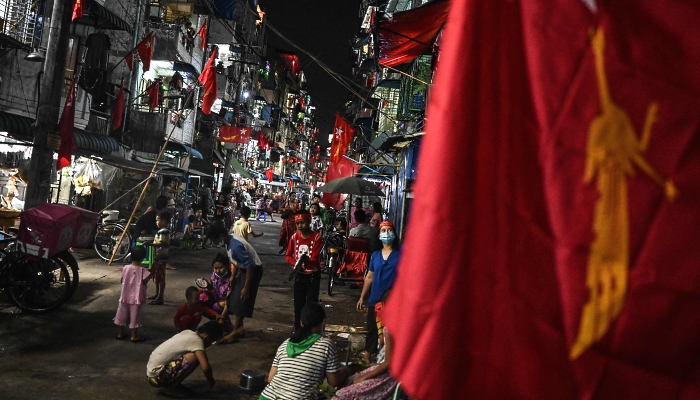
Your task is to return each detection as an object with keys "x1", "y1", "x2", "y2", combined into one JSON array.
[
  {"x1": 146, "y1": 330, "x2": 204, "y2": 377},
  {"x1": 261, "y1": 337, "x2": 340, "y2": 400}
]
